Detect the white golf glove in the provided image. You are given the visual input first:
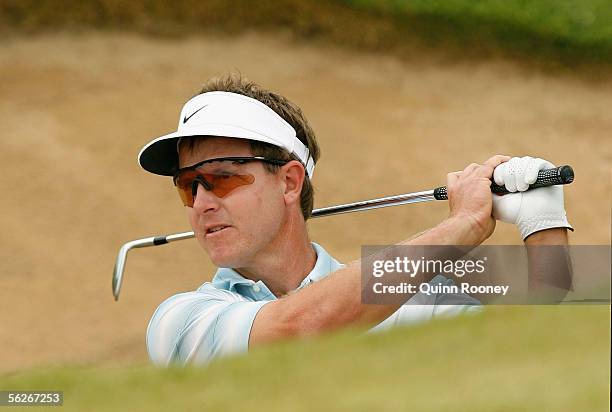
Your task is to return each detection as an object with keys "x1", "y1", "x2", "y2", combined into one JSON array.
[{"x1": 492, "y1": 156, "x2": 573, "y2": 240}]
